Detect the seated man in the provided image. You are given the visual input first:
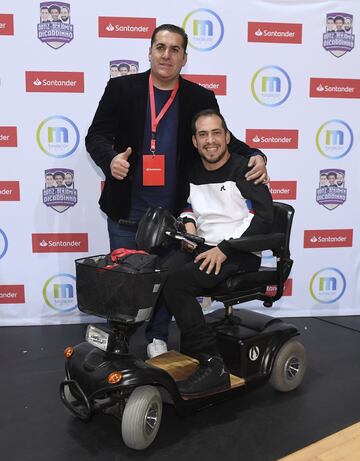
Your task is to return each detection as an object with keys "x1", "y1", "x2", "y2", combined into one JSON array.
[{"x1": 163, "y1": 109, "x2": 274, "y2": 397}]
